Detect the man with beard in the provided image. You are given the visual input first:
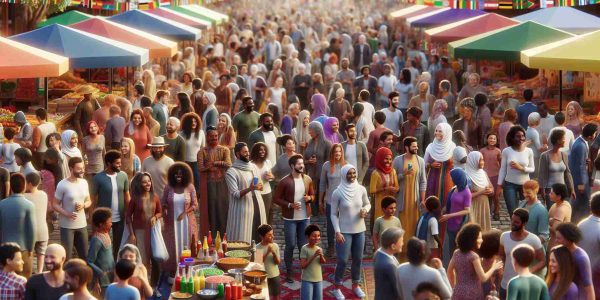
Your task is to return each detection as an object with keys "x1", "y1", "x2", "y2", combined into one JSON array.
[
  {"x1": 377, "y1": 64, "x2": 398, "y2": 110},
  {"x1": 273, "y1": 154, "x2": 315, "y2": 283},
  {"x1": 25, "y1": 244, "x2": 68, "y2": 299},
  {"x1": 141, "y1": 137, "x2": 174, "y2": 204},
  {"x1": 0, "y1": 174, "x2": 36, "y2": 278},
  {"x1": 537, "y1": 102, "x2": 556, "y2": 146},
  {"x1": 342, "y1": 124, "x2": 369, "y2": 184},
  {"x1": 162, "y1": 117, "x2": 186, "y2": 162},
  {"x1": 198, "y1": 126, "x2": 232, "y2": 236},
  {"x1": 381, "y1": 91, "x2": 404, "y2": 136},
  {"x1": 61, "y1": 258, "x2": 96, "y2": 300},
  {"x1": 401, "y1": 106, "x2": 430, "y2": 157},
  {"x1": 73, "y1": 85, "x2": 100, "y2": 139},
  {"x1": 498, "y1": 208, "x2": 546, "y2": 299},
  {"x1": 52, "y1": 157, "x2": 91, "y2": 261},
  {"x1": 248, "y1": 113, "x2": 280, "y2": 164},
  {"x1": 232, "y1": 96, "x2": 260, "y2": 145},
  {"x1": 336, "y1": 58, "x2": 356, "y2": 102},
  {"x1": 91, "y1": 151, "x2": 130, "y2": 258},
  {"x1": 225, "y1": 143, "x2": 267, "y2": 243},
  {"x1": 353, "y1": 67, "x2": 378, "y2": 106},
  {"x1": 393, "y1": 137, "x2": 427, "y2": 246}
]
